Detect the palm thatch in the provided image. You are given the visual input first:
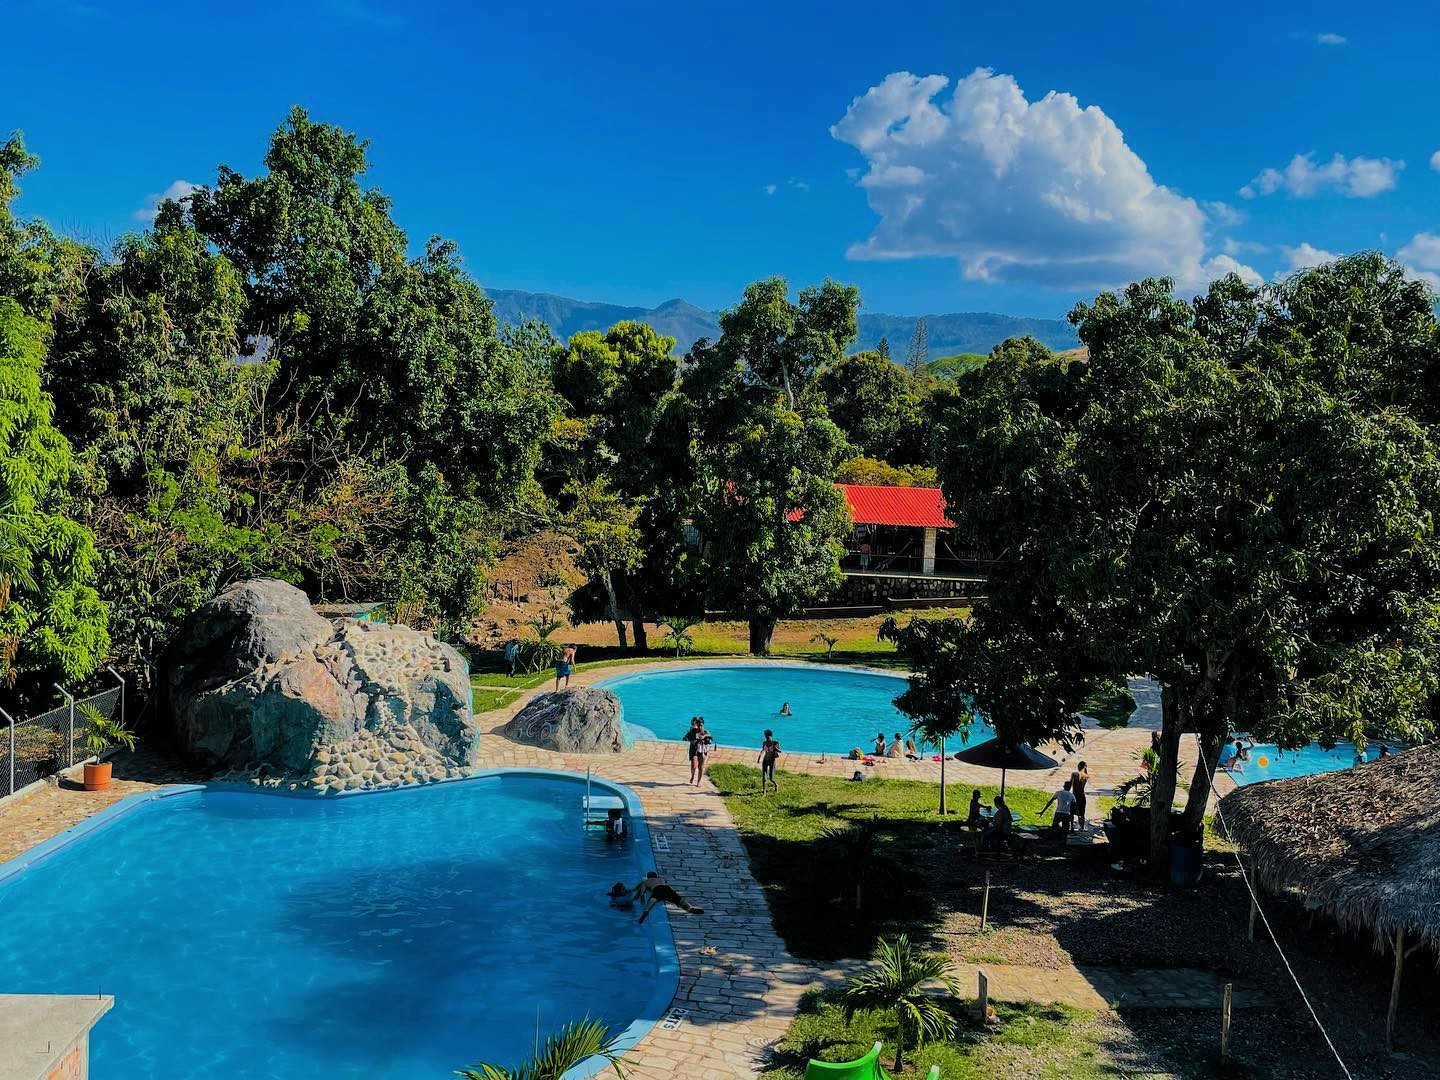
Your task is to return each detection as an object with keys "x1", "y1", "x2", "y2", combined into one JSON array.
[{"x1": 1219, "y1": 745, "x2": 1440, "y2": 953}]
